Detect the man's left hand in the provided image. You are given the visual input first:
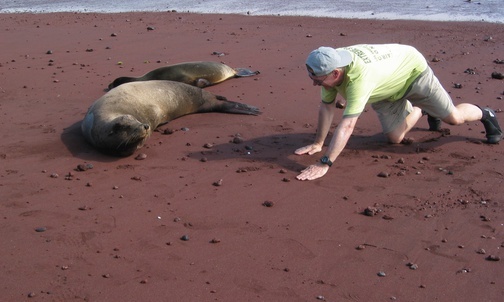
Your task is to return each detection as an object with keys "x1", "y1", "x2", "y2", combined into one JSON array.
[{"x1": 296, "y1": 164, "x2": 330, "y2": 181}]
